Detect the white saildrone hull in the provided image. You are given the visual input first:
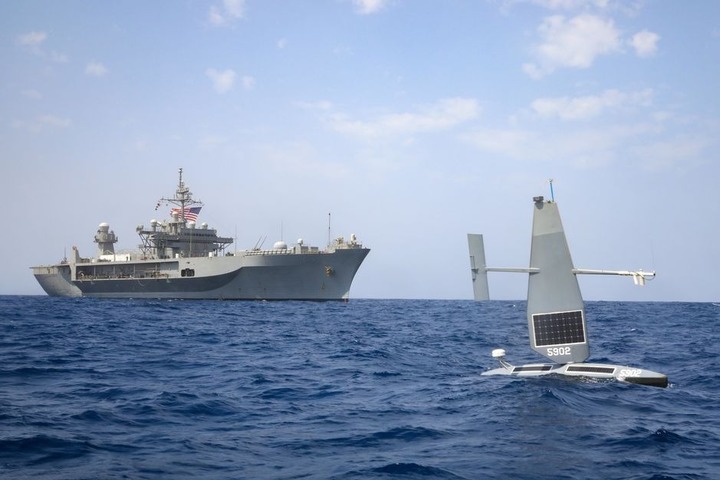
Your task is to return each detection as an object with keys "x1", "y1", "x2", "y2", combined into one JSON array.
[{"x1": 482, "y1": 362, "x2": 668, "y2": 388}]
